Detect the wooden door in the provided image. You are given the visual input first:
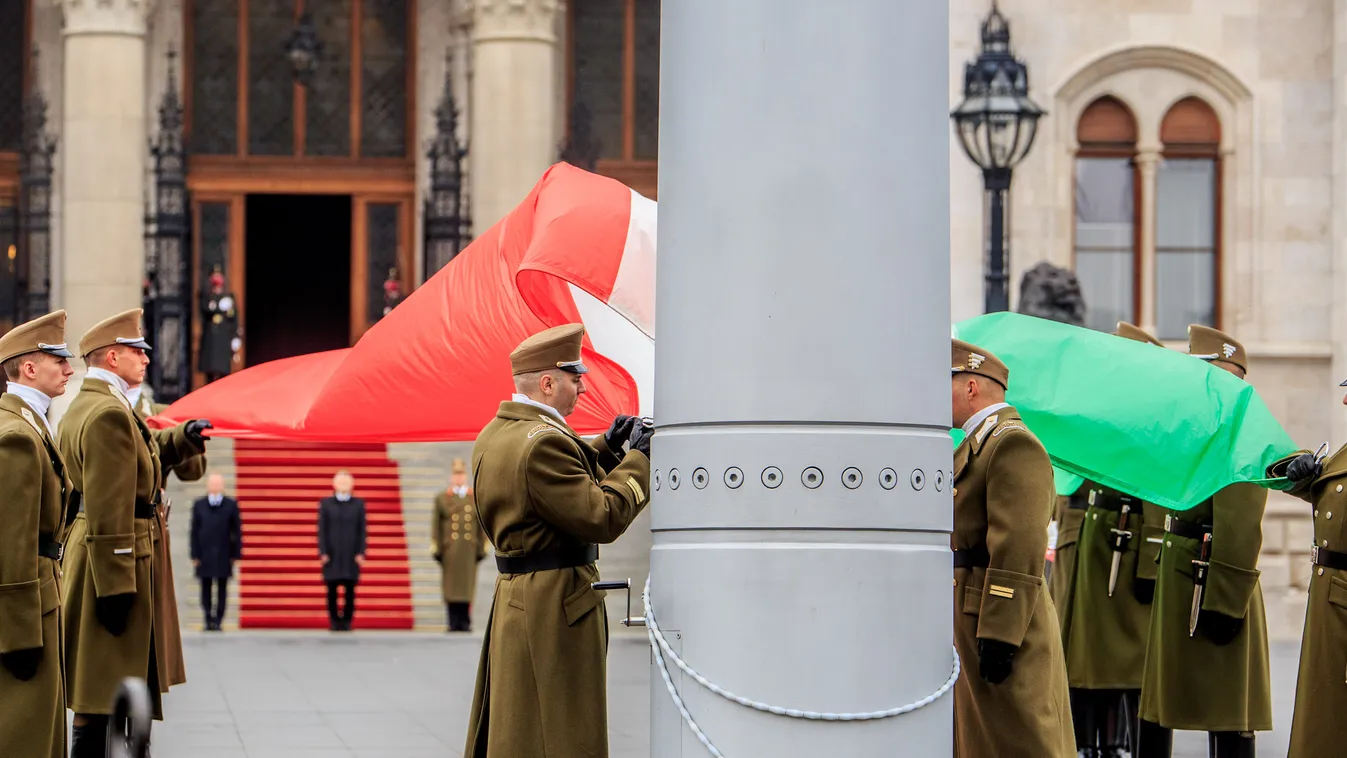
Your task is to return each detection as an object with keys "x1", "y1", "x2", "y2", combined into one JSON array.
[{"x1": 351, "y1": 194, "x2": 413, "y2": 340}]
